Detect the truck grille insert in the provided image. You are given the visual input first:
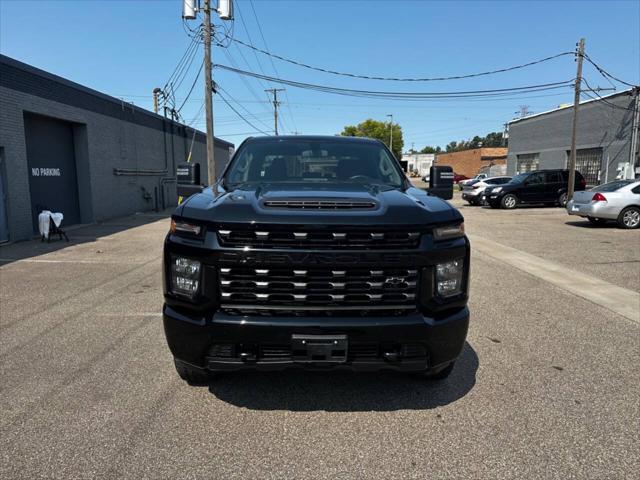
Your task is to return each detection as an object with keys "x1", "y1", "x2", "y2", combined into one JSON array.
[
  {"x1": 217, "y1": 229, "x2": 421, "y2": 249},
  {"x1": 219, "y1": 267, "x2": 418, "y2": 312}
]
